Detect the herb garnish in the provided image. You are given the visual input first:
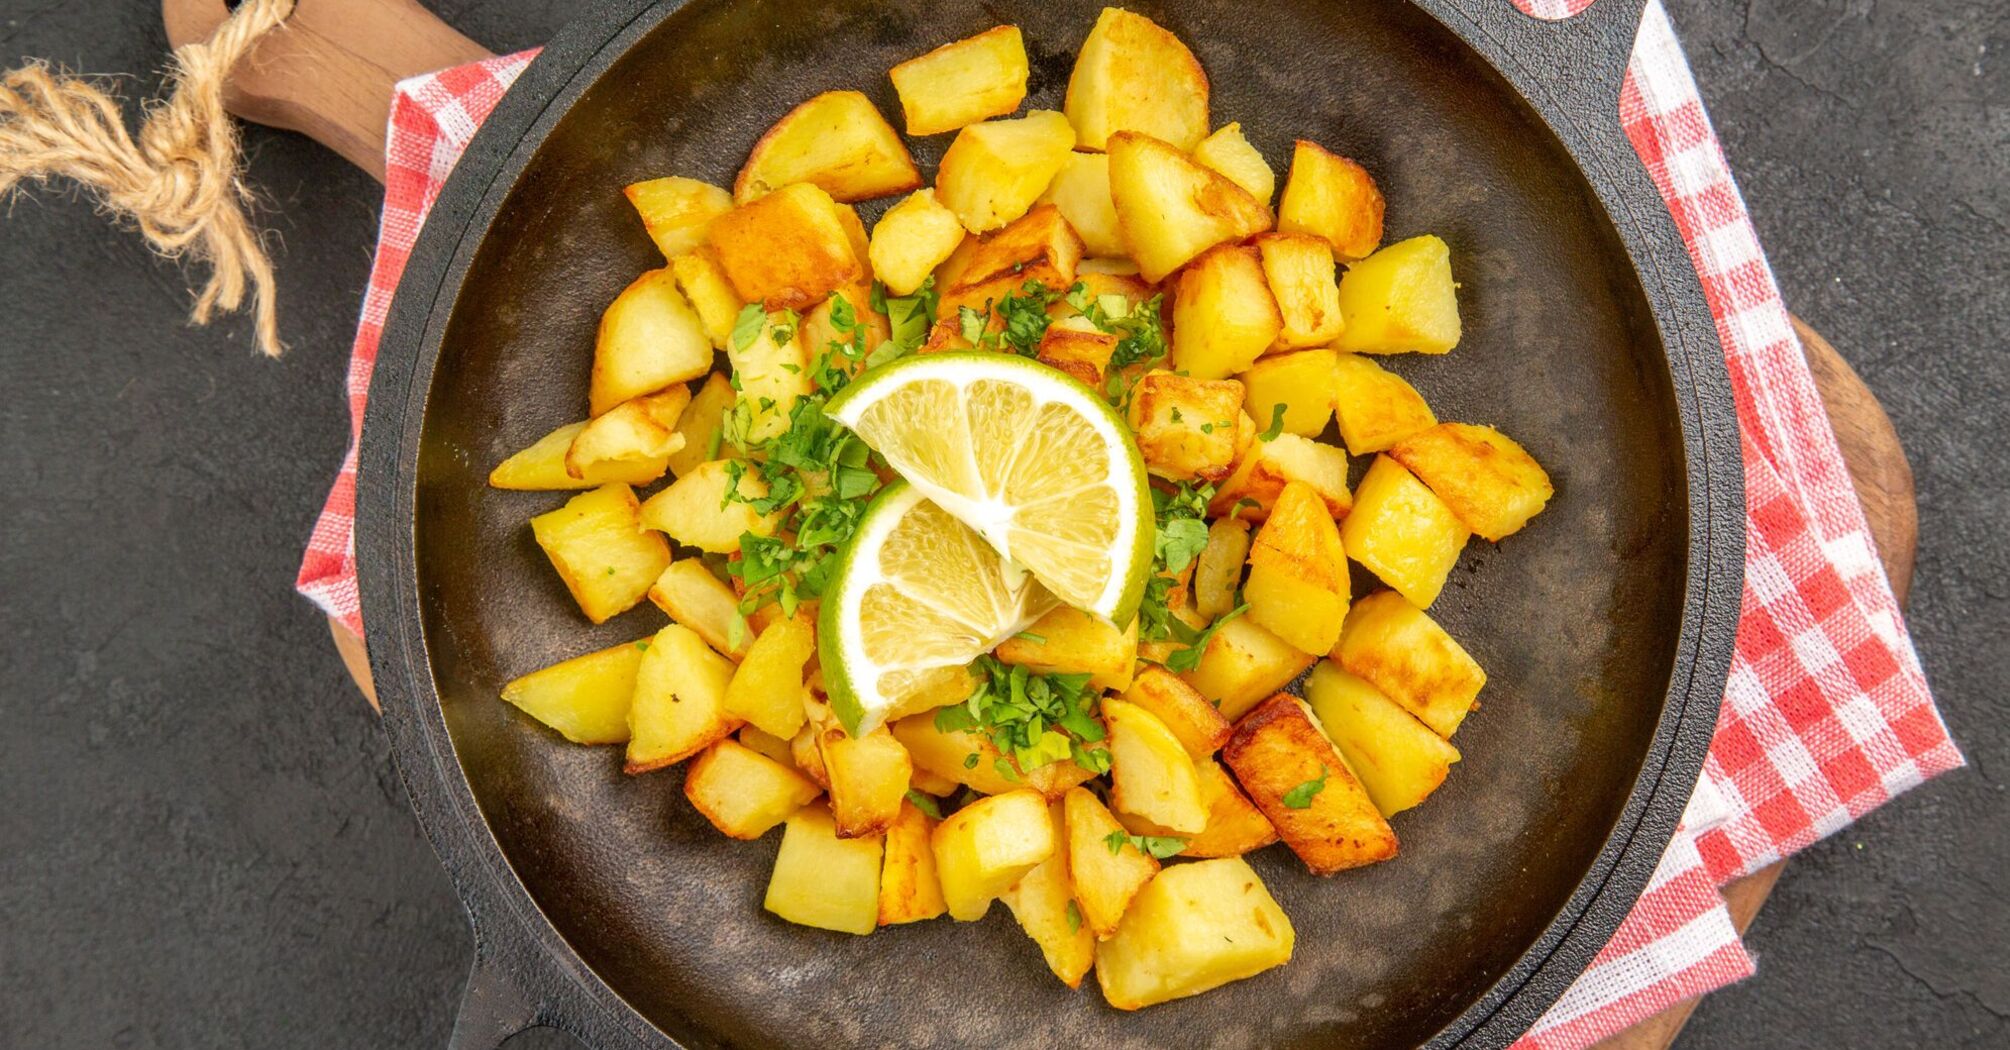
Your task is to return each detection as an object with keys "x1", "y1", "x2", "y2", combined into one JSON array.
[
  {"x1": 904, "y1": 789, "x2": 943, "y2": 820},
  {"x1": 720, "y1": 283, "x2": 937, "y2": 620},
  {"x1": 1282, "y1": 765, "x2": 1330, "y2": 809},
  {"x1": 1102, "y1": 830, "x2": 1187, "y2": 859},
  {"x1": 1257, "y1": 403, "x2": 1288, "y2": 442},
  {"x1": 934, "y1": 655, "x2": 1109, "y2": 776}
]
